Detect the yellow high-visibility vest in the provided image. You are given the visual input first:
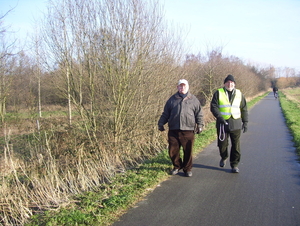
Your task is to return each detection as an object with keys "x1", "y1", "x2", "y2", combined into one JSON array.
[{"x1": 218, "y1": 88, "x2": 242, "y2": 120}]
